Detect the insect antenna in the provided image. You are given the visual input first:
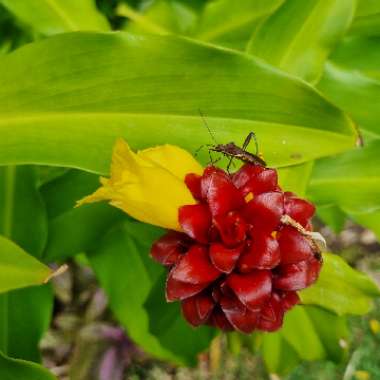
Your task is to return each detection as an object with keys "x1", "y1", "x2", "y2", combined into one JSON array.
[{"x1": 198, "y1": 109, "x2": 218, "y2": 145}]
